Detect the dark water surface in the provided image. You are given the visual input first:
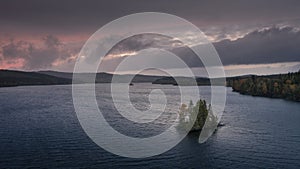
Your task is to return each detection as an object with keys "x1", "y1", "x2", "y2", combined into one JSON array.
[{"x1": 0, "y1": 84, "x2": 299, "y2": 168}]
